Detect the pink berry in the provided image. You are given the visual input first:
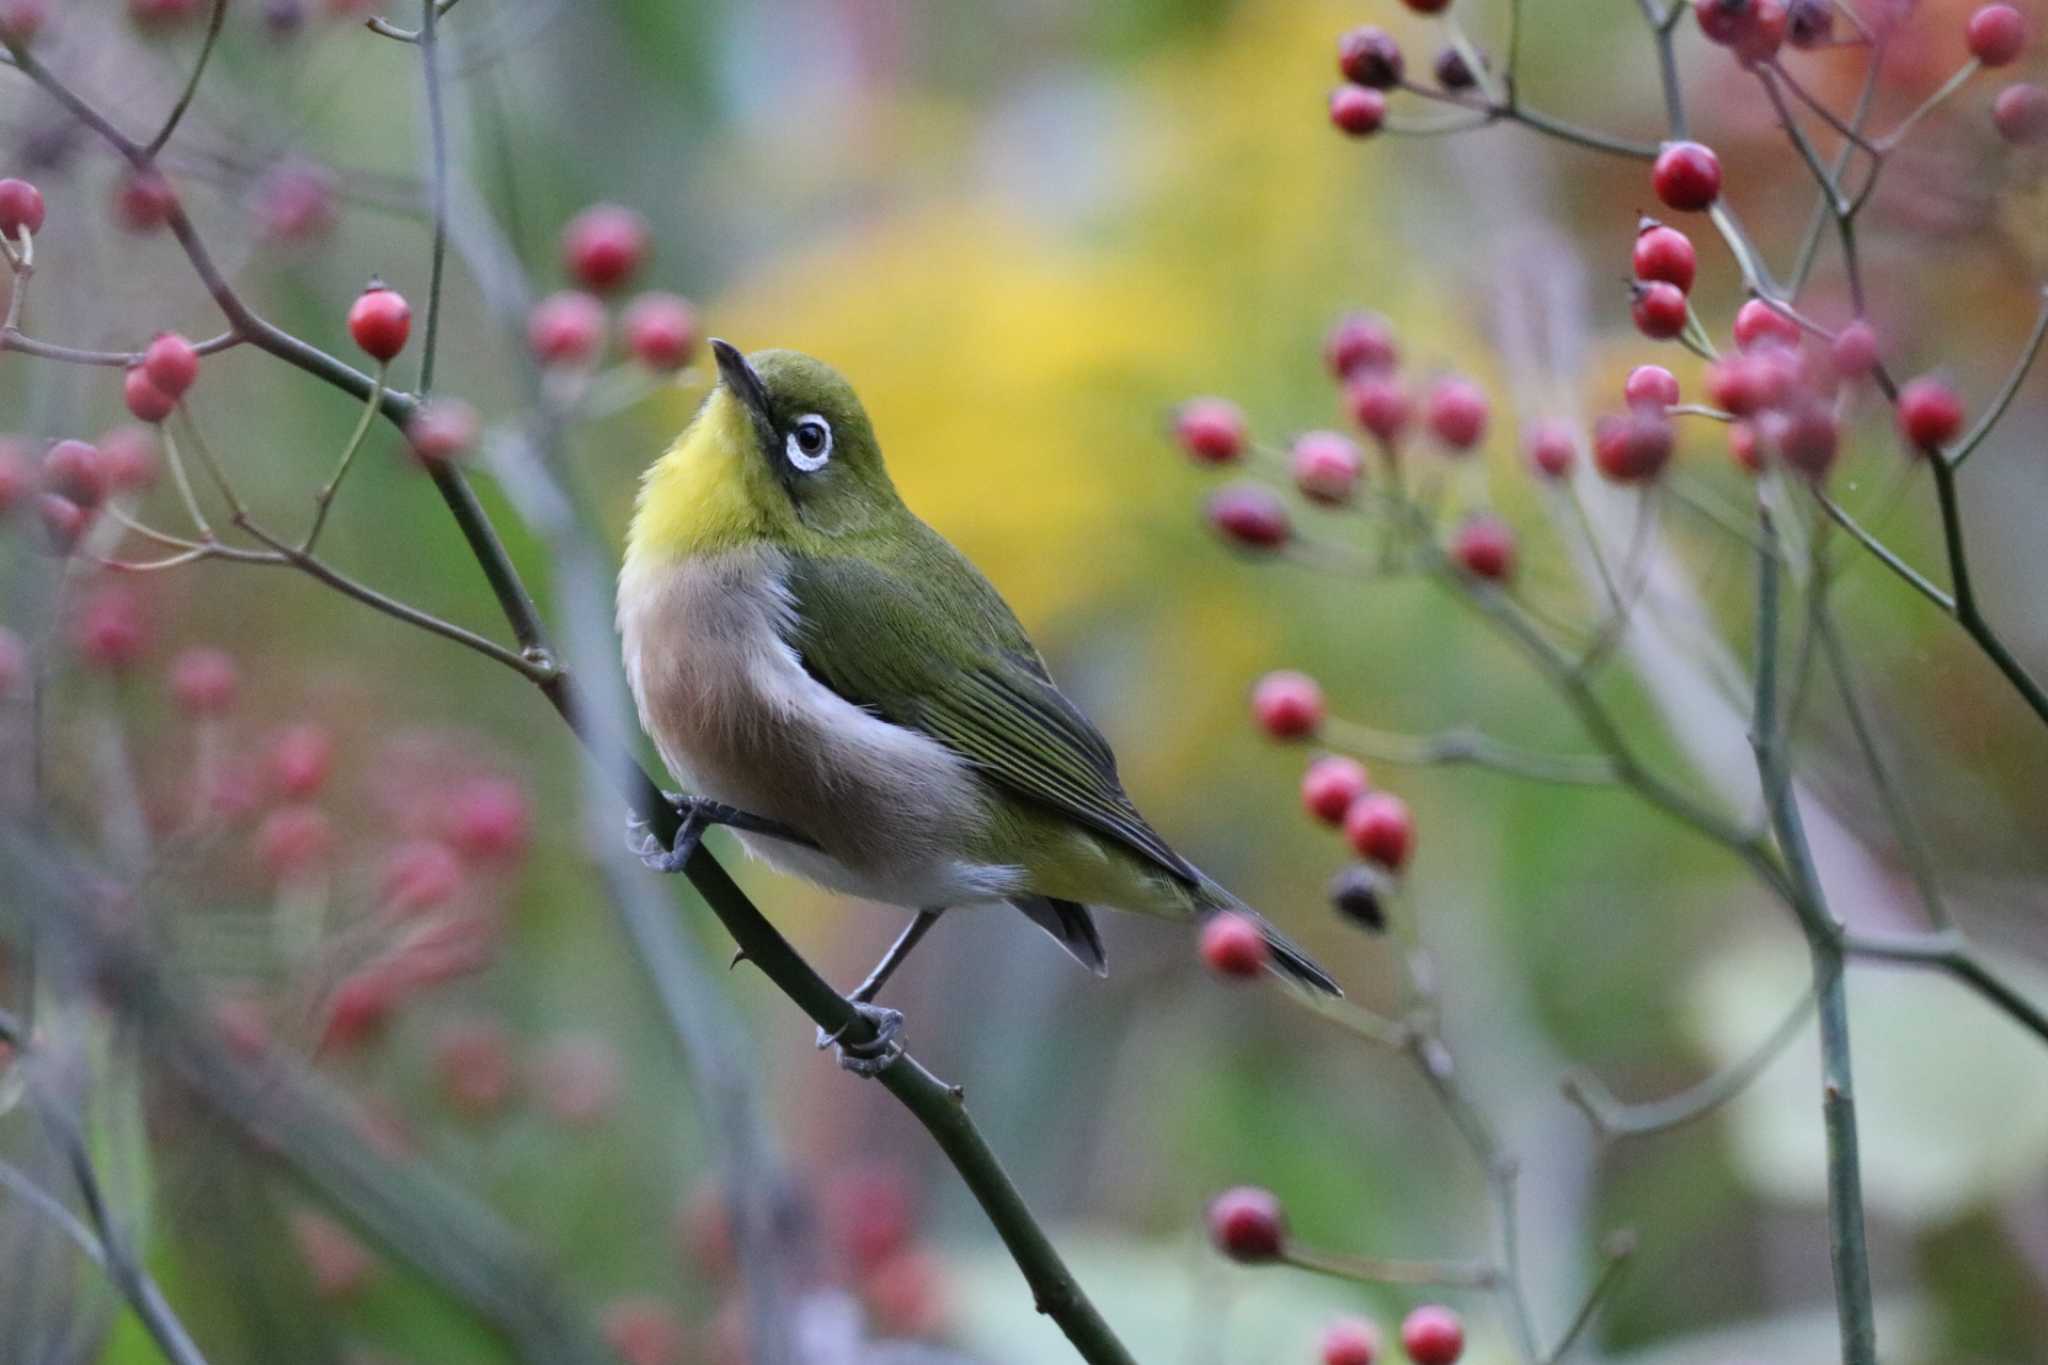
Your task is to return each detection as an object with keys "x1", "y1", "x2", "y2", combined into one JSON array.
[
  {"x1": 1200, "y1": 912, "x2": 1268, "y2": 979},
  {"x1": 1706, "y1": 351, "x2": 1789, "y2": 416},
  {"x1": 380, "y1": 839, "x2": 465, "y2": 914},
  {"x1": 1524, "y1": 420, "x2": 1576, "y2": 478},
  {"x1": 1302, "y1": 755, "x2": 1371, "y2": 825},
  {"x1": 1831, "y1": 320, "x2": 1880, "y2": 378},
  {"x1": 0, "y1": 438, "x2": 31, "y2": 511},
  {"x1": 529, "y1": 1035, "x2": 621, "y2": 1127},
  {"x1": 1338, "y1": 26, "x2": 1405, "y2": 88},
  {"x1": 129, "y1": 0, "x2": 203, "y2": 27},
  {"x1": 406, "y1": 399, "x2": 479, "y2": 463},
  {"x1": 0, "y1": 177, "x2": 45, "y2": 238},
  {"x1": 1625, "y1": 363, "x2": 1681, "y2": 409},
  {"x1": 1291, "y1": 430, "x2": 1363, "y2": 503},
  {"x1": 1632, "y1": 219, "x2": 1697, "y2": 294},
  {"x1": 347, "y1": 286, "x2": 411, "y2": 362},
  {"x1": 1968, "y1": 4, "x2": 2026, "y2": 65},
  {"x1": 621, "y1": 292, "x2": 699, "y2": 371},
  {"x1": 527, "y1": 290, "x2": 607, "y2": 367},
  {"x1": 1208, "y1": 484, "x2": 1291, "y2": 549},
  {"x1": 1630, "y1": 280, "x2": 1689, "y2": 340},
  {"x1": 1696, "y1": 0, "x2": 1787, "y2": 62},
  {"x1": 1768, "y1": 402, "x2": 1839, "y2": 479},
  {"x1": 432, "y1": 1016, "x2": 516, "y2": 1117},
  {"x1": 0, "y1": 0, "x2": 47, "y2": 46},
  {"x1": 1734, "y1": 298, "x2": 1802, "y2": 351},
  {"x1": 600, "y1": 1298, "x2": 685, "y2": 1365},
  {"x1": 1993, "y1": 82, "x2": 2048, "y2": 143},
  {"x1": 170, "y1": 646, "x2": 237, "y2": 715},
  {"x1": 72, "y1": 585, "x2": 148, "y2": 671},
  {"x1": 1897, "y1": 375, "x2": 1964, "y2": 451},
  {"x1": 142, "y1": 331, "x2": 200, "y2": 399},
  {"x1": 1205, "y1": 1187, "x2": 1286, "y2": 1262},
  {"x1": 123, "y1": 367, "x2": 176, "y2": 424},
  {"x1": 1593, "y1": 409, "x2": 1675, "y2": 482},
  {"x1": 1452, "y1": 514, "x2": 1515, "y2": 582},
  {"x1": 445, "y1": 776, "x2": 531, "y2": 861},
  {"x1": 38, "y1": 495, "x2": 87, "y2": 552},
  {"x1": 1425, "y1": 376, "x2": 1489, "y2": 450},
  {"x1": 317, "y1": 967, "x2": 394, "y2": 1051},
  {"x1": 1344, "y1": 791, "x2": 1414, "y2": 870},
  {"x1": 1252, "y1": 670, "x2": 1323, "y2": 739},
  {"x1": 252, "y1": 162, "x2": 338, "y2": 244},
  {"x1": 1175, "y1": 397, "x2": 1248, "y2": 463},
  {"x1": 42, "y1": 439, "x2": 105, "y2": 509},
  {"x1": 290, "y1": 1209, "x2": 376, "y2": 1300},
  {"x1": 1401, "y1": 1305, "x2": 1465, "y2": 1365},
  {"x1": 110, "y1": 168, "x2": 176, "y2": 234},
  {"x1": 1653, "y1": 141, "x2": 1722, "y2": 211},
  {"x1": 1320, "y1": 1317, "x2": 1381, "y2": 1365},
  {"x1": 1729, "y1": 421, "x2": 1763, "y2": 474},
  {"x1": 1325, "y1": 313, "x2": 1398, "y2": 378},
  {"x1": 97, "y1": 426, "x2": 159, "y2": 491},
  {"x1": 1330, "y1": 84, "x2": 1388, "y2": 137},
  {"x1": 561, "y1": 203, "x2": 649, "y2": 293},
  {"x1": 271, "y1": 722, "x2": 335, "y2": 797},
  {"x1": 1348, "y1": 373, "x2": 1414, "y2": 444},
  {"x1": 823, "y1": 1163, "x2": 918, "y2": 1271}
]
